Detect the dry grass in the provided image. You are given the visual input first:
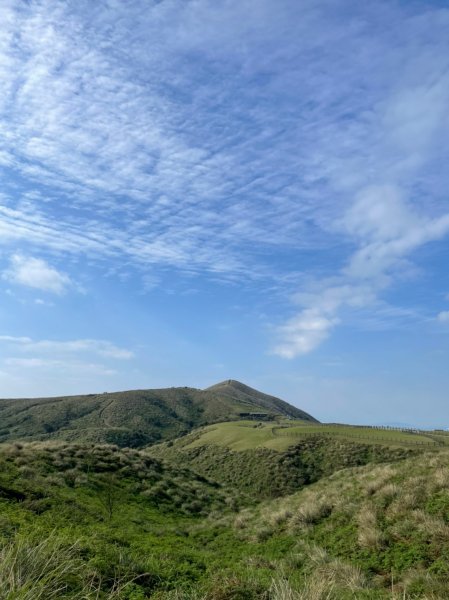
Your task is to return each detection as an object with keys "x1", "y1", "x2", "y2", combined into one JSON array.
[
  {"x1": 270, "y1": 578, "x2": 302, "y2": 600},
  {"x1": 411, "y1": 509, "x2": 449, "y2": 542},
  {"x1": 151, "y1": 591, "x2": 206, "y2": 600},
  {"x1": 239, "y1": 450, "x2": 449, "y2": 597},
  {"x1": 357, "y1": 504, "x2": 385, "y2": 549},
  {"x1": 270, "y1": 557, "x2": 366, "y2": 600},
  {"x1": 303, "y1": 544, "x2": 366, "y2": 591},
  {"x1": 378, "y1": 482, "x2": 400, "y2": 502},
  {"x1": 269, "y1": 509, "x2": 293, "y2": 527},
  {"x1": 432, "y1": 466, "x2": 449, "y2": 490},
  {"x1": 233, "y1": 514, "x2": 249, "y2": 529},
  {"x1": 290, "y1": 498, "x2": 333, "y2": 528},
  {"x1": 270, "y1": 576, "x2": 340, "y2": 600}
]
